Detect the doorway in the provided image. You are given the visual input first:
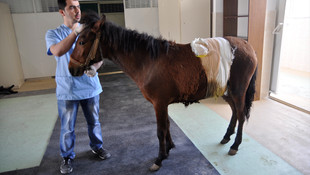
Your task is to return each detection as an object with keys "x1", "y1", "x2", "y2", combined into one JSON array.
[
  {"x1": 80, "y1": 0, "x2": 125, "y2": 27},
  {"x1": 270, "y1": 0, "x2": 310, "y2": 113}
]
